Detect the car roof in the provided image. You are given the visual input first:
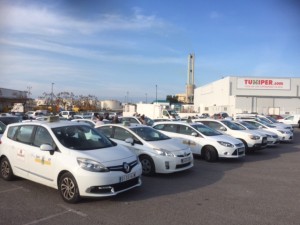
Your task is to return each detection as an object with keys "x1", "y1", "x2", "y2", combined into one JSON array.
[
  {"x1": 153, "y1": 121, "x2": 200, "y2": 126},
  {"x1": 8, "y1": 116, "x2": 81, "y2": 129},
  {"x1": 96, "y1": 123, "x2": 147, "y2": 129}
]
